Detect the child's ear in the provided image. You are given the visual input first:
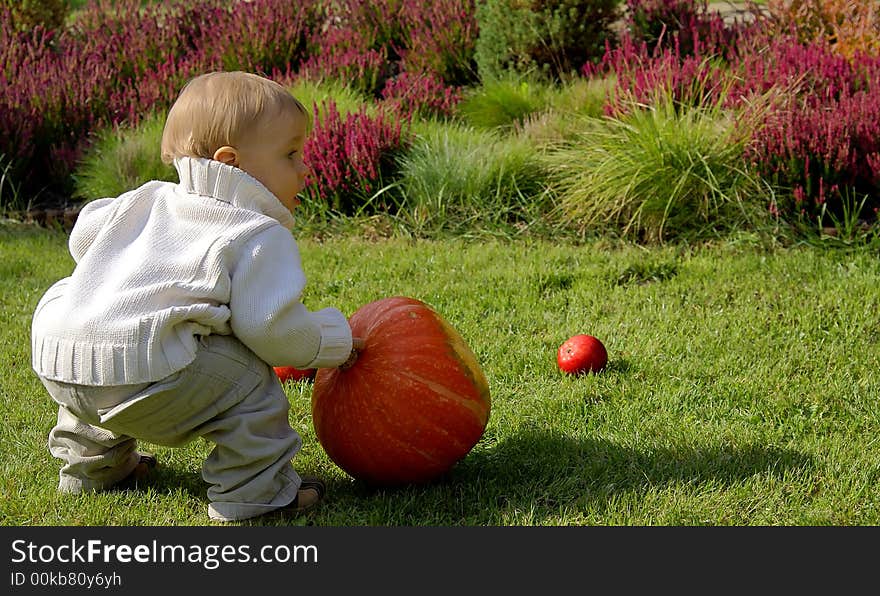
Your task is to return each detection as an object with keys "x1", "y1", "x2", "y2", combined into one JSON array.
[{"x1": 213, "y1": 146, "x2": 239, "y2": 167}]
